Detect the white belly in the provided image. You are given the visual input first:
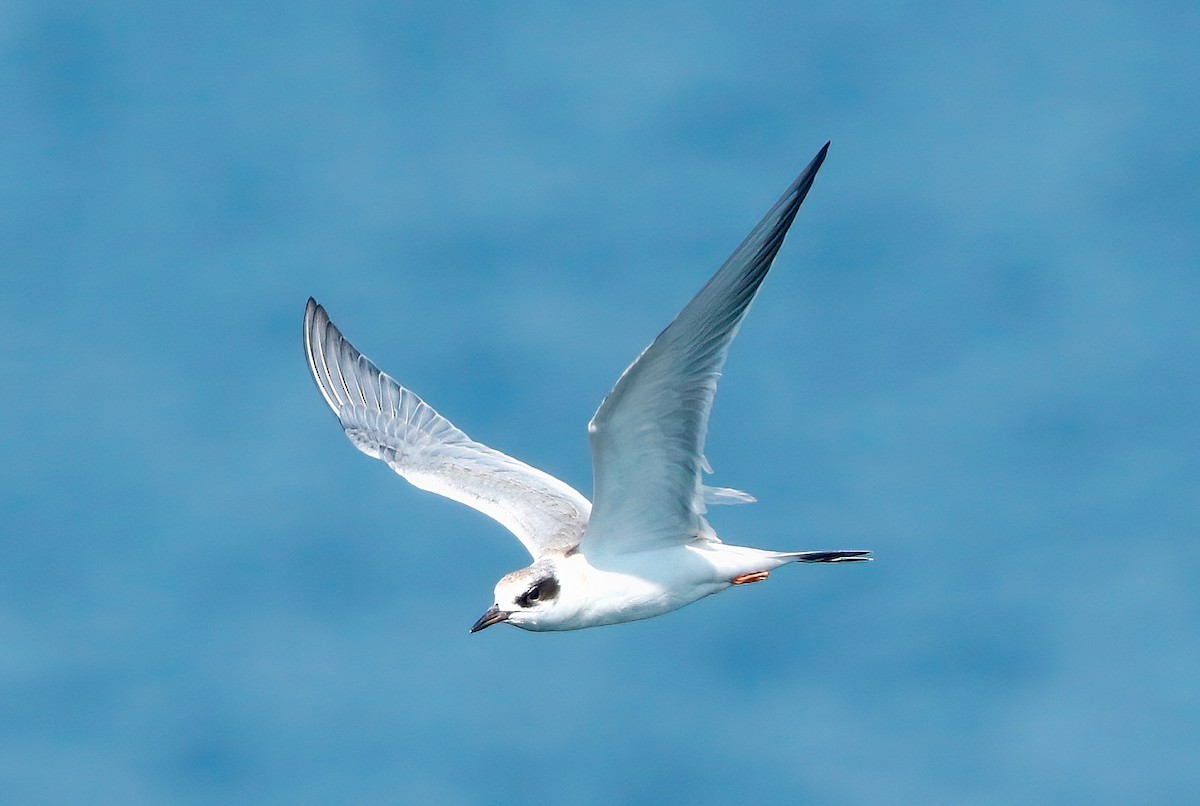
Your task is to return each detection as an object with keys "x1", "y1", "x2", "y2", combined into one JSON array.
[{"x1": 538, "y1": 542, "x2": 784, "y2": 630}]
